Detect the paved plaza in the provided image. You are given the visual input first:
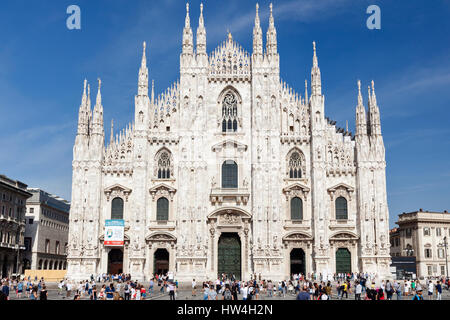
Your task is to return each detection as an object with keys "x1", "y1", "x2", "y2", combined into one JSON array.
[{"x1": 6, "y1": 281, "x2": 450, "y2": 301}]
